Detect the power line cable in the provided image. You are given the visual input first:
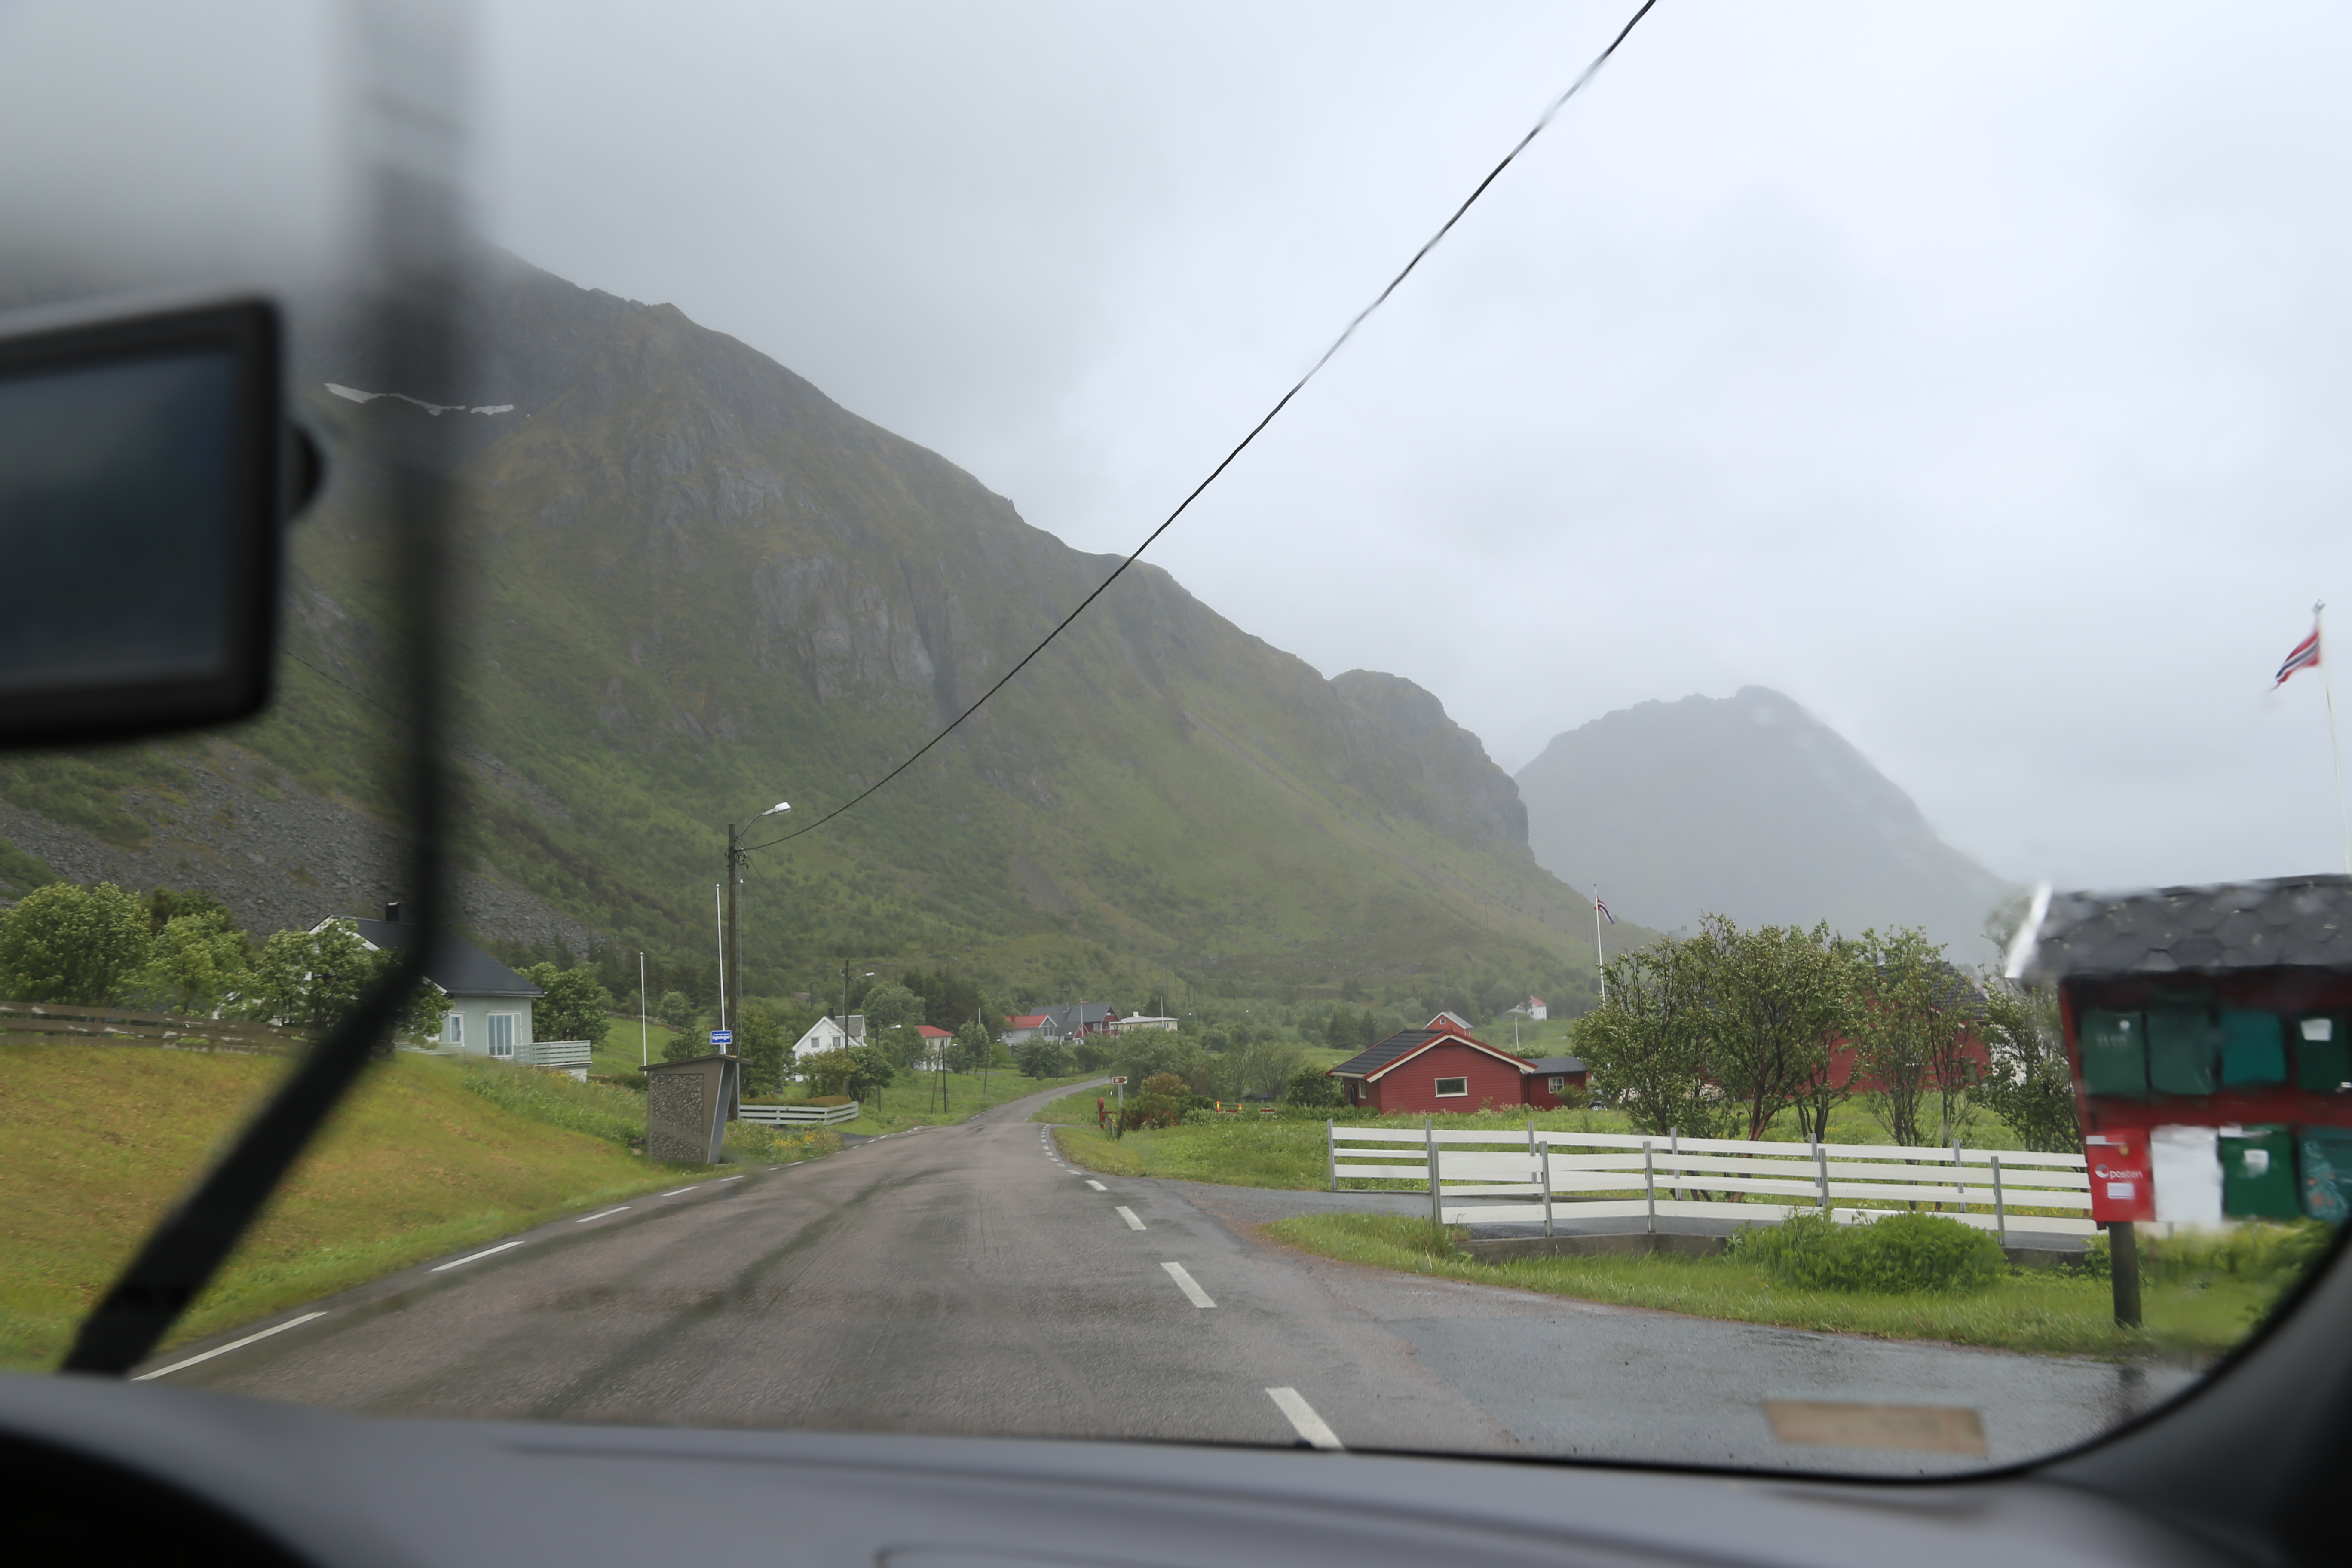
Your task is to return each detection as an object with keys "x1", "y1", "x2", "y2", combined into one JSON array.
[{"x1": 807, "y1": 4, "x2": 1651, "y2": 854}]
